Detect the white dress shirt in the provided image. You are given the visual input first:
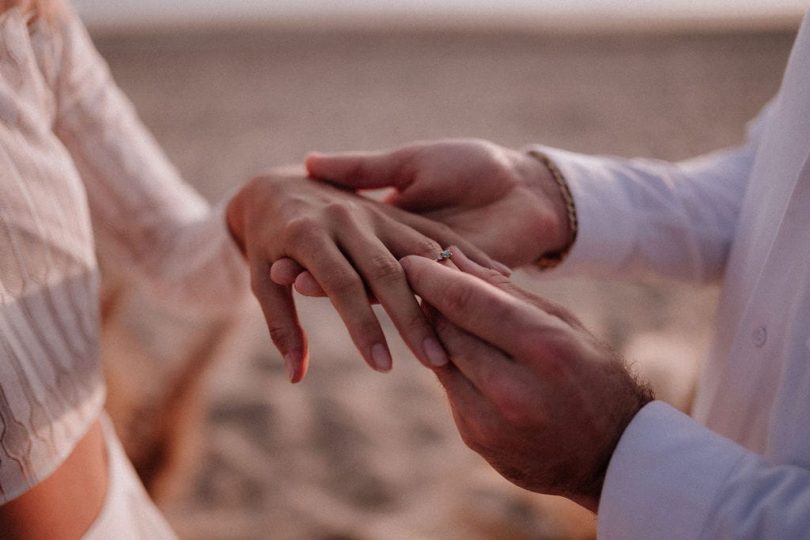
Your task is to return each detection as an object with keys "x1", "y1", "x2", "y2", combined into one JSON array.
[
  {"x1": 0, "y1": 3, "x2": 246, "y2": 506},
  {"x1": 535, "y1": 9, "x2": 810, "y2": 538}
]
